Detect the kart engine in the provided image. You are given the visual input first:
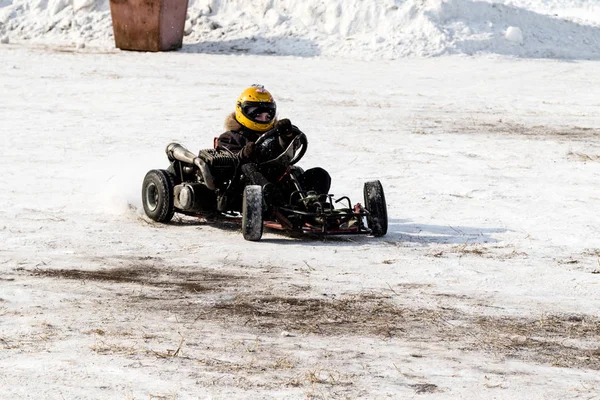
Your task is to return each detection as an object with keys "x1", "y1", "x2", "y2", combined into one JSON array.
[
  {"x1": 169, "y1": 147, "x2": 238, "y2": 212},
  {"x1": 174, "y1": 183, "x2": 214, "y2": 211},
  {"x1": 196, "y1": 148, "x2": 238, "y2": 184}
]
